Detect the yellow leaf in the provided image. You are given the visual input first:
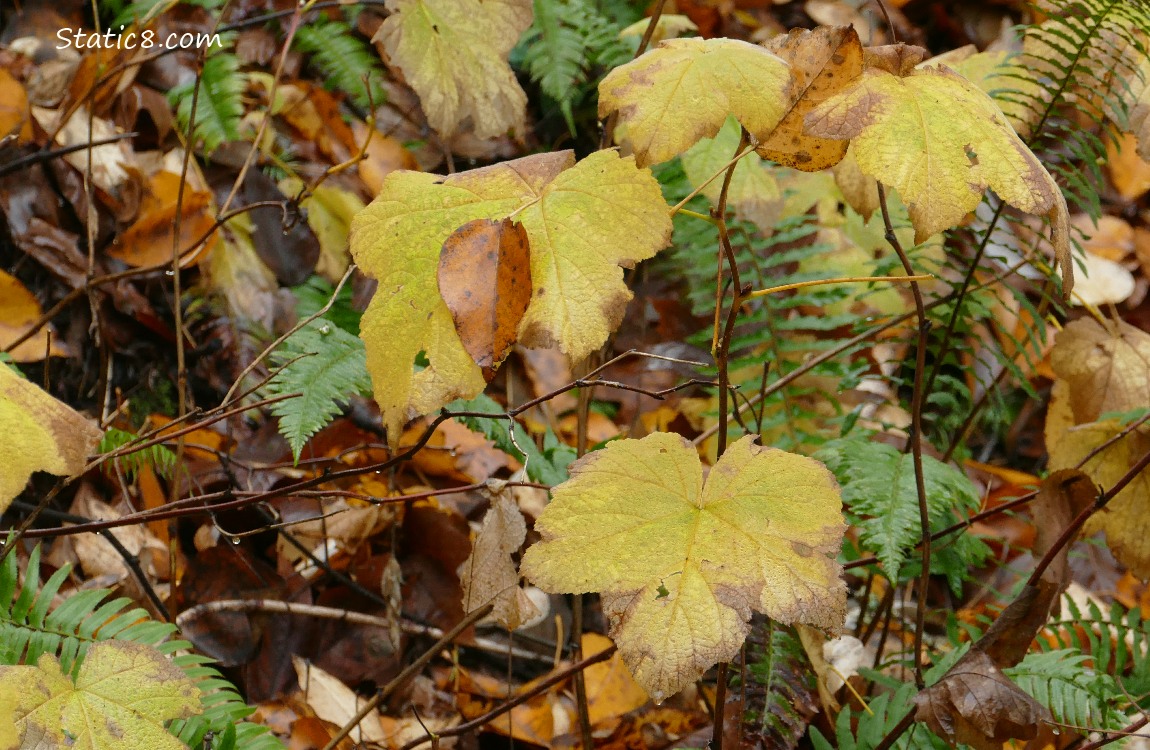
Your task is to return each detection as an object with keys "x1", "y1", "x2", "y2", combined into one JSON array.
[
  {"x1": 521, "y1": 433, "x2": 846, "y2": 701},
  {"x1": 351, "y1": 150, "x2": 670, "y2": 441},
  {"x1": 0, "y1": 641, "x2": 201, "y2": 750},
  {"x1": 517, "y1": 150, "x2": 672, "y2": 359},
  {"x1": 0, "y1": 364, "x2": 101, "y2": 513},
  {"x1": 805, "y1": 64, "x2": 1072, "y2": 295},
  {"x1": 279, "y1": 179, "x2": 365, "y2": 282},
  {"x1": 598, "y1": 37, "x2": 792, "y2": 167},
  {"x1": 682, "y1": 116, "x2": 781, "y2": 228},
  {"x1": 757, "y1": 25, "x2": 864, "y2": 172},
  {"x1": 0, "y1": 270, "x2": 68, "y2": 362},
  {"x1": 375, "y1": 0, "x2": 531, "y2": 139}
]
